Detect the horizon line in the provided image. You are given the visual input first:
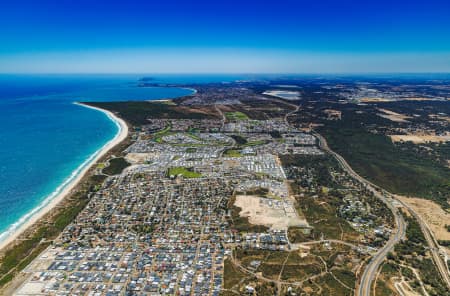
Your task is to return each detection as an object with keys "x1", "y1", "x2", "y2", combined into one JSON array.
[{"x1": 1, "y1": 72, "x2": 450, "y2": 76}]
